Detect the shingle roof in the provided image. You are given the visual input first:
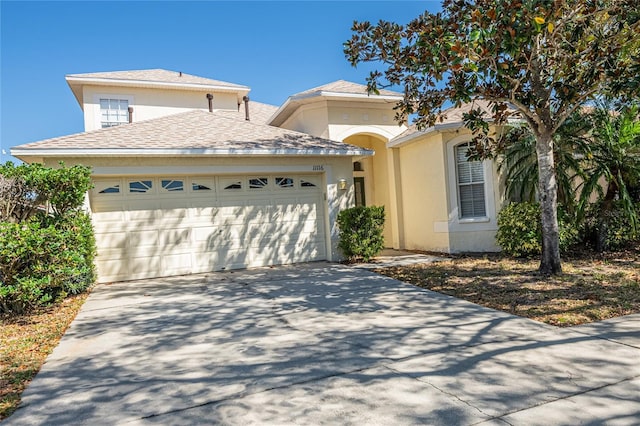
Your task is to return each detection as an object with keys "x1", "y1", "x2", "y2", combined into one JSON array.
[
  {"x1": 66, "y1": 69, "x2": 248, "y2": 89},
  {"x1": 293, "y1": 80, "x2": 403, "y2": 98},
  {"x1": 215, "y1": 101, "x2": 279, "y2": 125},
  {"x1": 391, "y1": 100, "x2": 502, "y2": 142},
  {"x1": 13, "y1": 109, "x2": 370, "y2": 156}
]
